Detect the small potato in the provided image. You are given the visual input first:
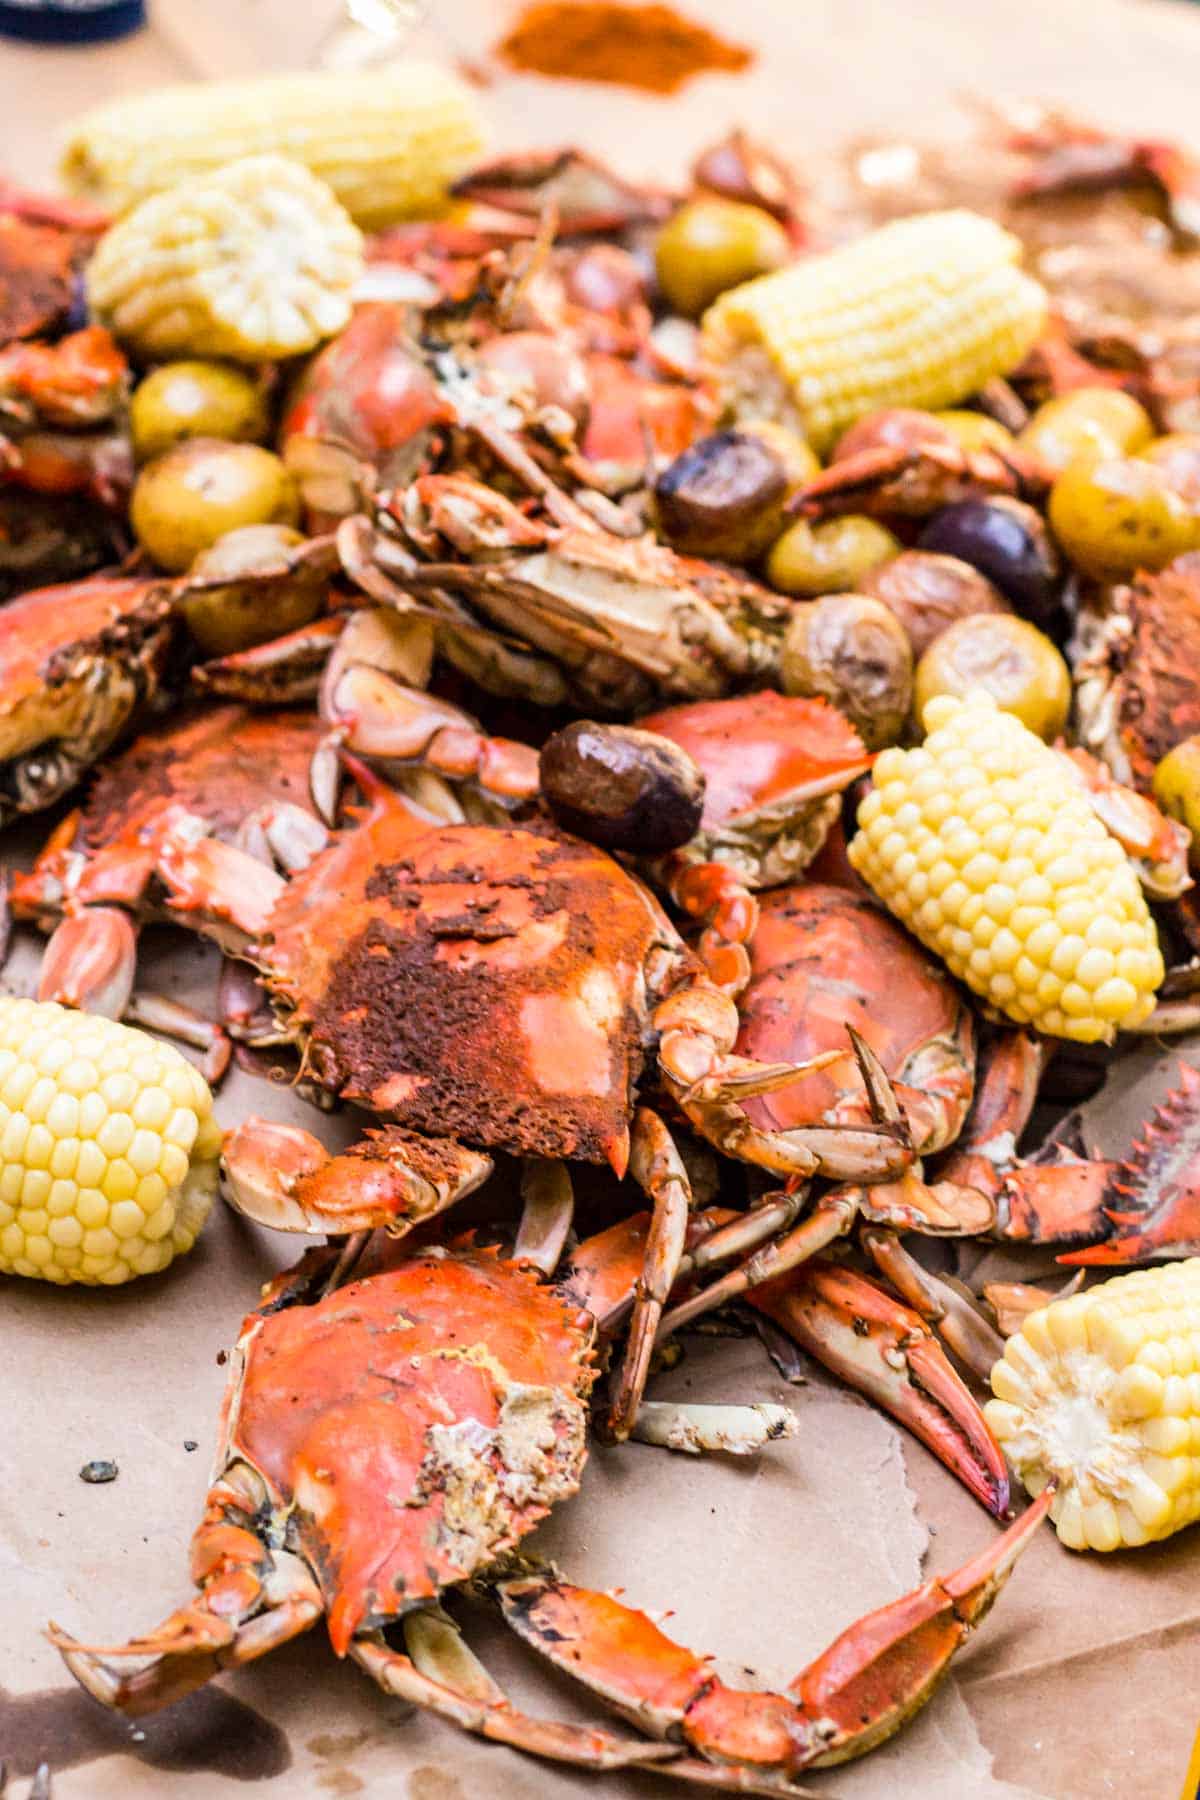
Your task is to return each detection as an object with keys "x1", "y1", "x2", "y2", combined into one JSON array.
[
  {"x1": 181, "y1": 524, "x2": 325, "y2": 658},
  {"x1": 913, "y1": 614, "x2": 1071, "y2": 741},
  {"x1": 131, "y1": 439, "x2": 300, "y2": 573},
  {"x1": 918, "y1": 498, "x2": 1060, "y2": 629},
  {"x1": 1140, "y1": 432, "x2": 1200, "y2": 501},
  {"x1": 781, "y1": 593, "x2": 912, "y2": 749},
  {"x1": 735, "y1": 418, "x2": 821, "y2": 492},
  {"x1": 130, "y1": 360, "x2": 270, "y2": 463},
  {"x1": 1048, "y1": 454, "x2": 1200, "y2": 580},
  {"x1": 859, "y1": 550, "x2": 1009, "y2": 659},
  {"x1": 540, "y1": 720, "x2": 705, "y2": 852},
  {"x1": 932, "y1": 409, "x2": 1018, "y2": 455},
  {"x1": 1017, "y1": 387, "x2": 1154, "y2": 477},
  {"x1": 767, "y1": 515, "x2": 899, "y2": 597},
  {"x1": 655, "y1": 430, "x2": 788, "y2": 562},
  {"x1": 1153, "y1": 735, "x2": 1200, "y2": 856},
  {"x1": 655, "y1": 198, "x2": 790, "y2": 318}
]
